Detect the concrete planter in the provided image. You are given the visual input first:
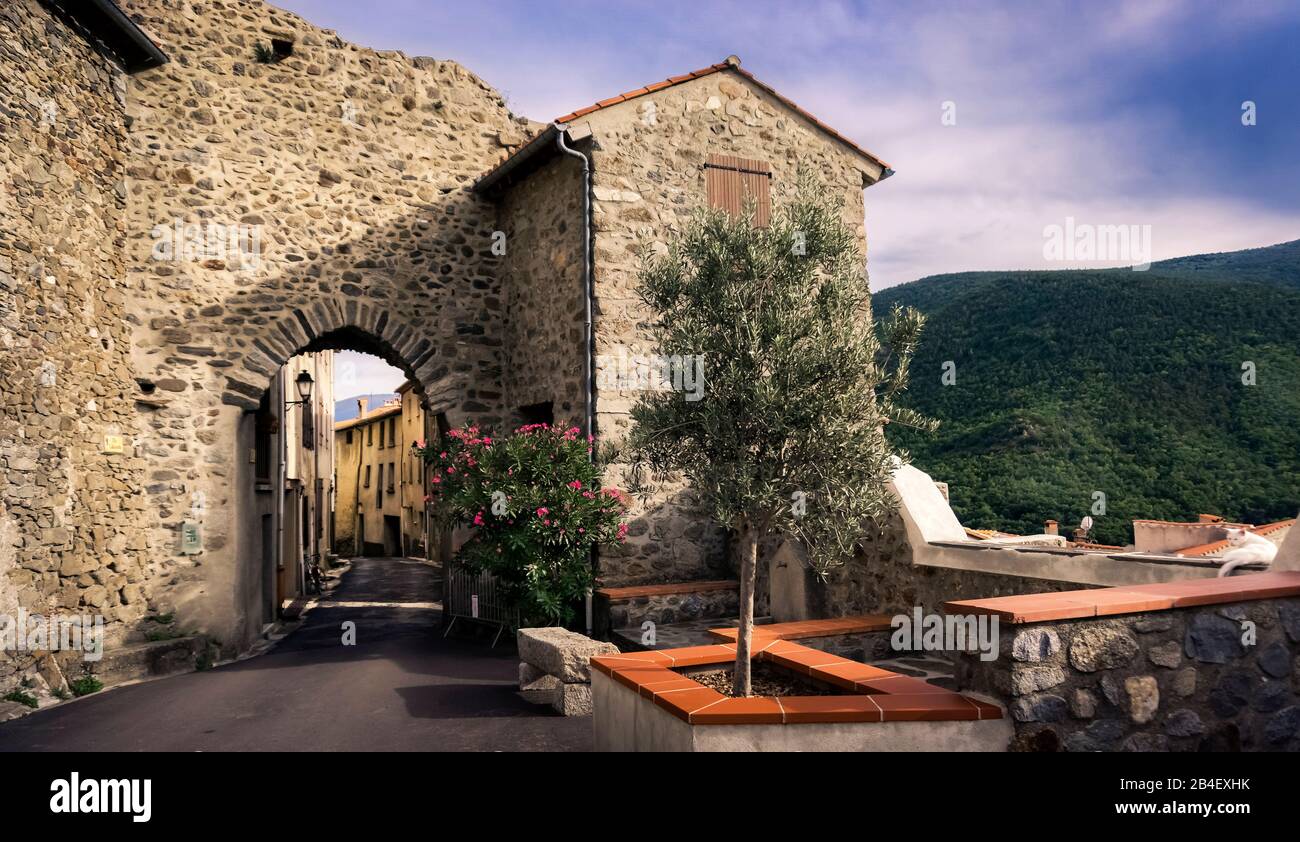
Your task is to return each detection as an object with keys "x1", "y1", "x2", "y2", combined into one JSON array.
[{"x1": 591, "y1": 642, "x2": 1011, "y2": 752}]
